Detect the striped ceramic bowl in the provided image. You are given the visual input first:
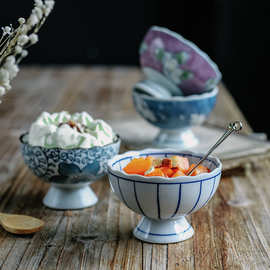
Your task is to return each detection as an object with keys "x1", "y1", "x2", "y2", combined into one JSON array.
[{"x1": 107, "y1": 148, "x2": 222, "y2": 244}]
